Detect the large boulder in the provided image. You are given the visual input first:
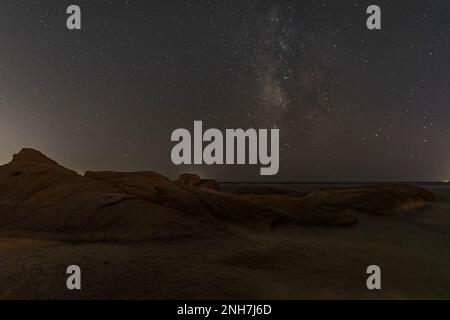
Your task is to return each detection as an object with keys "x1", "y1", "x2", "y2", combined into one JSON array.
[
  {"x1": 176, "y1": 173, "x2": 221, "y2": 191},
  {"x1": 0, "y1": 149, "x2": 277, "y2": 241},
  {"x1": 176, "y1": 173, "x2": 202, "y2": 186}
]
